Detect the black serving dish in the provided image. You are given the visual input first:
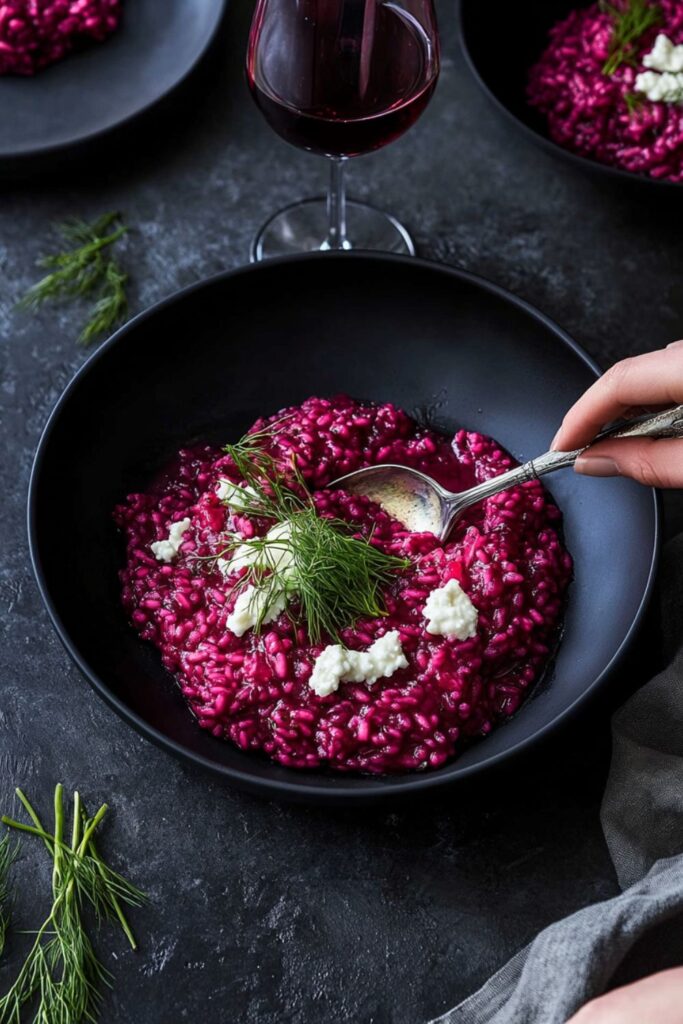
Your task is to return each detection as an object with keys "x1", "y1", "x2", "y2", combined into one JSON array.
[
  {"x1": 0, "y1": 0, "x2": 226, "y2": 174},
  {"x1": 458, "y1": 0, "x2": 683, "y2": 191},
  {"x1": 28, "y1": 253, "x2": 659, "y2": 804}
]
